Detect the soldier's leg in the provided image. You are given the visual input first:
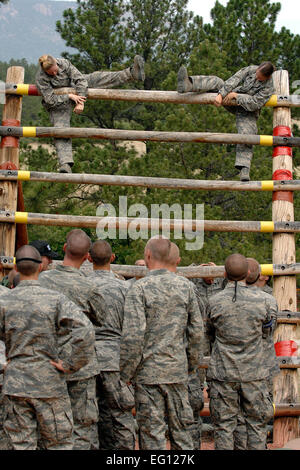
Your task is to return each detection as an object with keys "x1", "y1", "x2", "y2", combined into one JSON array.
[
  {"x1": 177, "y1": 66, "x2": 224, "y2": 93},
  {"x1": 235, "y1": 110, "x2": 258, "y2": 179},
  {"x1": 49, "y1": 103, "x2": 74, "y2": 169},
  {"x1": 209, "y1": 380, "x2": 239, "y2": 450},
  {"x1": 240, "y1": 379, "x2": 273, "y2": 450},
  {"x1": 84, "y1": 55, "x2": 145, "y2": 89},
  {"x1": 135, "y1": 383, "x2": 167, "y2": 449},
  {"x1": 165, "y1": 383, "x2": 194, "y2": 451},
  {"x1": 0, "y1": 388, "x2": 13, "y2": 449},
  {"x1": 97, "y1": 372, "x2": 135, "y2": 450},
  {"x1": 35, "y1": 396, "x2": 74, "y2": 450},
  {"x1": 187, "y1": 371, "x2": 204, "y2": 450},
  {"x1": 67, "y1": 376, "x2": 99, "y2": 450},
  {"x1": 233, "y1": 404, "x2": 248, "y2": 450},
  {"x1": 3, "y1": 395, "x2": 38, "y2": 450}
]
